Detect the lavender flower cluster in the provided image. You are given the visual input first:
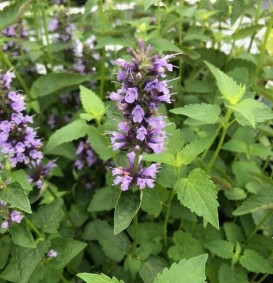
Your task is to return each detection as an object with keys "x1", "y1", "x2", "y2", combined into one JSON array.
[
  {"x1": 2, "y1": 24, "x2": 28, "y2": 57},
  {"x1": 74, "y1": 140, "x2": 97, "y2": 170},
  {"x1": 109, "y1": 40, "x2": 174, "y2": 191},
  {"x1": 0, "y1": 70, "x2": 55, "y2": 188},
  {"x1": 0, "y1": 200, "x2": 24, "y2": 229}
]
